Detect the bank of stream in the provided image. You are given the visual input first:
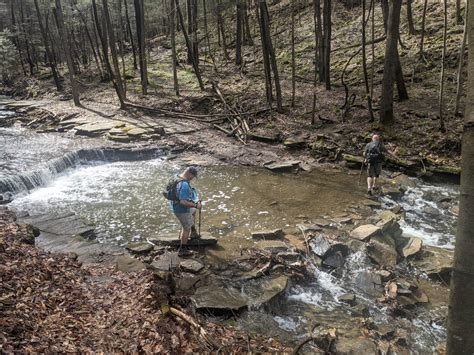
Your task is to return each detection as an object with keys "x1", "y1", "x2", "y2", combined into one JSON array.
[{"x1": 0, "y1": 103, "x2": 458, "y2": 353}]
